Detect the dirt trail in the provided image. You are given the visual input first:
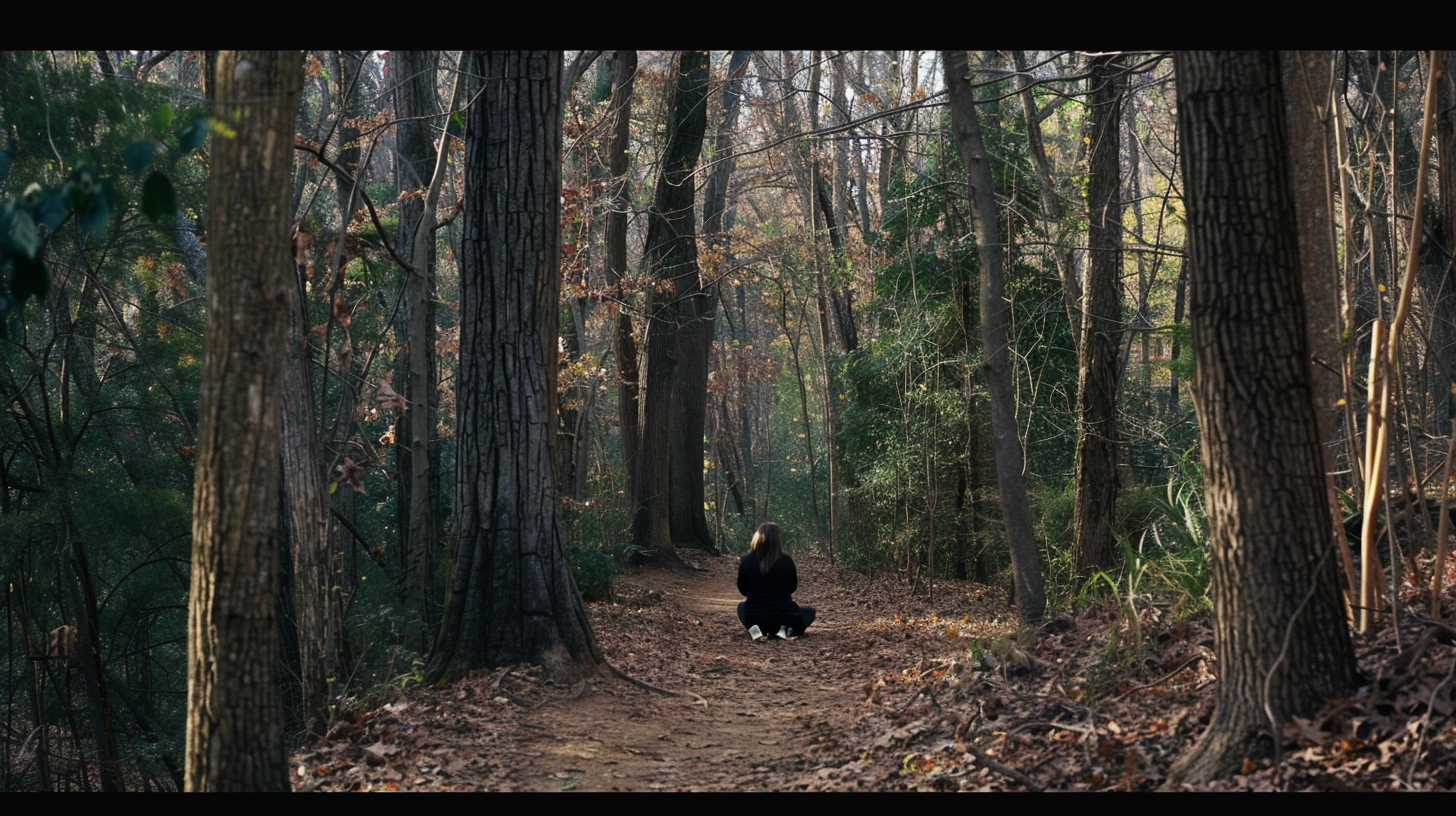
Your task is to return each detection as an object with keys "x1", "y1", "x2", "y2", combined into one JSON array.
[
  {"x1": 295, "y1": 549, "x2": 1017, "y2": 792},
  {"x1": 517, "y1": 552, "x2": 867, "y2": 791},
  {"x1": 295, "y1": 549, "x2": 1456, "y2": 790}
]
